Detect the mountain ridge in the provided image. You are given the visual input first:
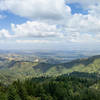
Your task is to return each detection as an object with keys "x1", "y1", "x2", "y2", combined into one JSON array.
[{"x1": 0, "y1": 55, "x2": 100, "y2": 83}]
